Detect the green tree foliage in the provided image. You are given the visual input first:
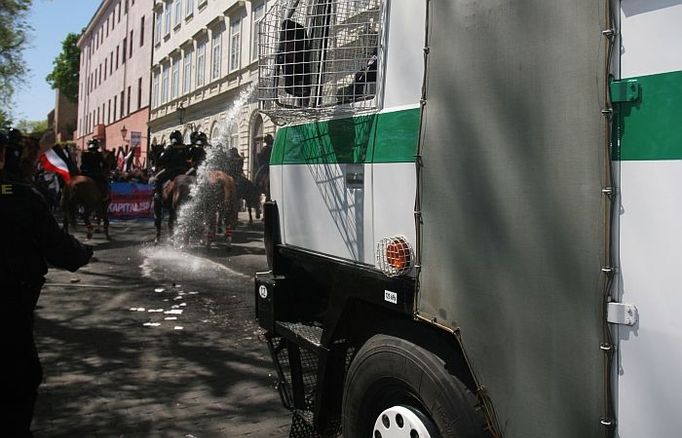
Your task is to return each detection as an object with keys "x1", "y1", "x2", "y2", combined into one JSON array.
[
  {"x1": 0, "y1": 0, "x2": 33, "y2": 121},
  {"x1": 46, "y1": 32, "x2": 81, "y2": 103},
  {"x1": 15, "y1": 118, "x2": 48, "y2": 135}
]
